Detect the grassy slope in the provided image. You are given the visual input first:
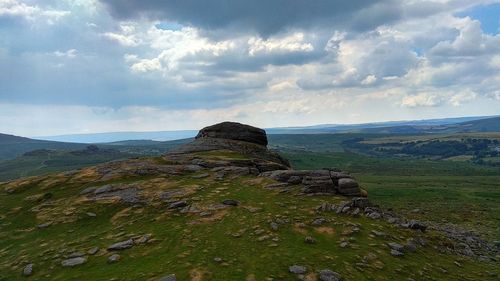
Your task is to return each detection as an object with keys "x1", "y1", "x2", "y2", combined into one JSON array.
[
  {"x1": 0, "y1": 151, "x2": 498, "y2": 280},
  {"x1": 282, "y1": 150, "x2": 500, "y2": 239},
  {"x1": 0, "y1": 139, "x2": 191, "y2": 182}
]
